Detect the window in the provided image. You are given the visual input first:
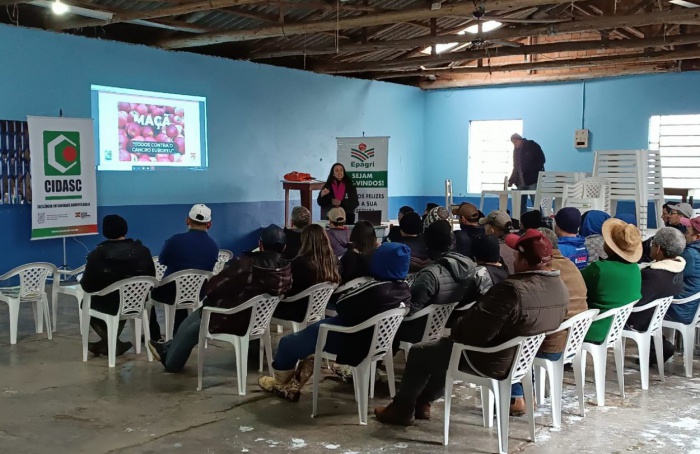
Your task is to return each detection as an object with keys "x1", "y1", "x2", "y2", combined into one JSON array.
[
  {"x1": 468, "y1": 119, "x2": 523, "y2": 193},
  {"x1": 649, "y1": 115, "x2": 700, "y2": 189}
]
